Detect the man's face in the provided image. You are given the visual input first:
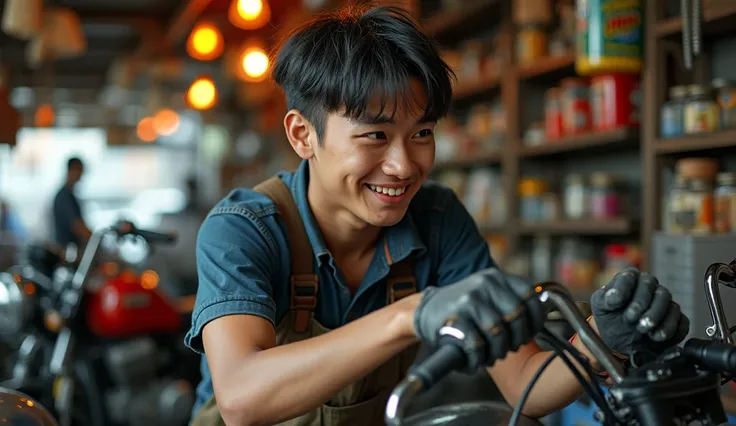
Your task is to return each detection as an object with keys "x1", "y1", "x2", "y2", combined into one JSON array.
[
  {"x1": 68, "y1": 165, "x2": 83, "y2": 184},
  {"x1": 311, "y1": 81, "x2": 435, "y2": 227}
]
